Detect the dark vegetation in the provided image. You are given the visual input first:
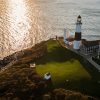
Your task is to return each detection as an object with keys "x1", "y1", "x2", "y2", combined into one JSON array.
[
  {"x1": 0, "y1": 39, "x2": 99, "y2": 100},
  {"x1": 0, "y1": 64, "x2": 46, "y2": 100}
]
